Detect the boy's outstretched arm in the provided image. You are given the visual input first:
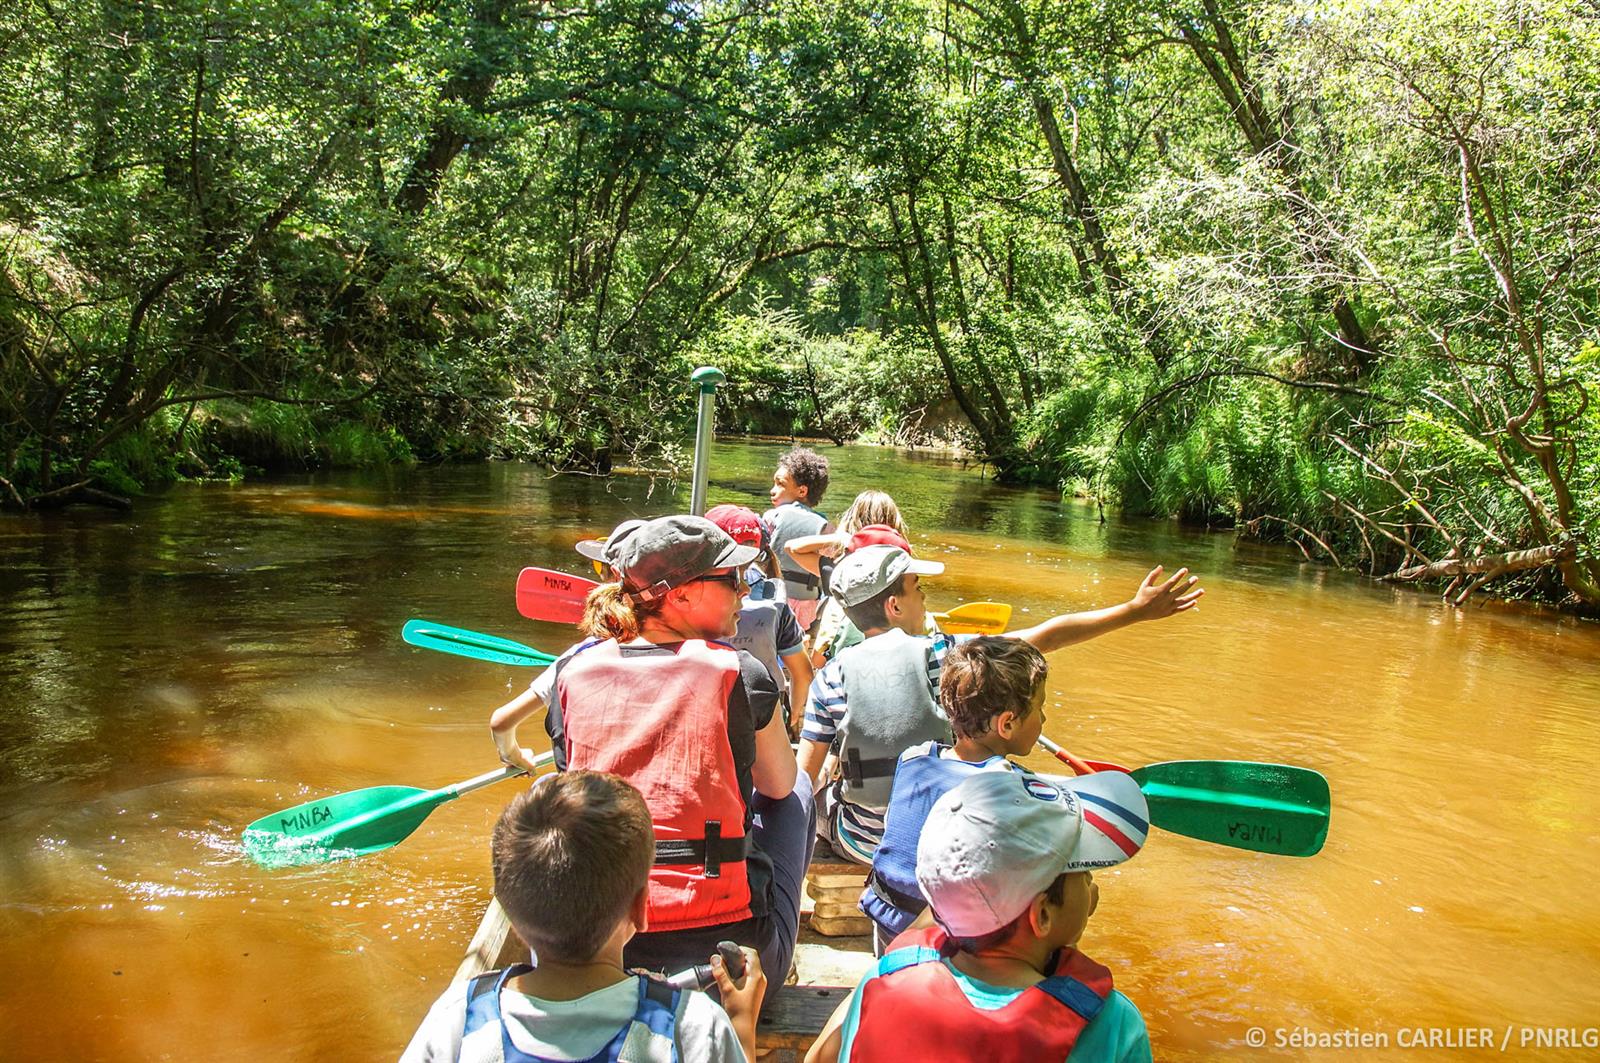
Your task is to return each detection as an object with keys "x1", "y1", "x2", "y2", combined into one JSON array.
[
  {"x1": 1009, "y1": 565, "x2": 1204, "y2": 654},
  {"x1": 713, "y1": 946, "x2": 767, "y2": 1063}
]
